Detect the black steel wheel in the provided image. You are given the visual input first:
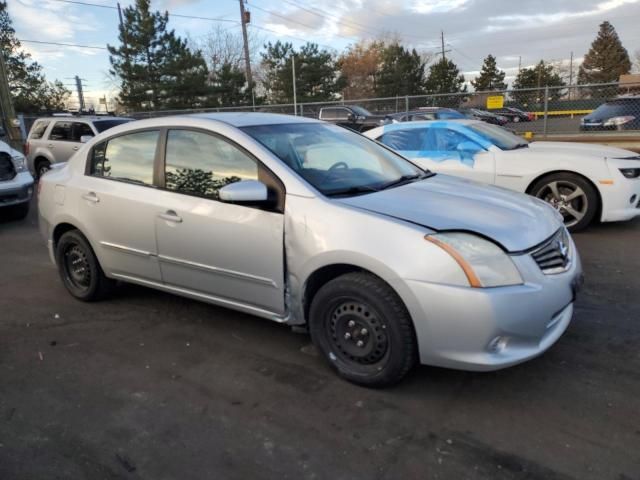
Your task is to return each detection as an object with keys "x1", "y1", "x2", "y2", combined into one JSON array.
[
  {"x1": 55, "y1": 230, "x2": 114, "y2": 301},
  {"x1": 309, "y1": 272, "x2": 417, "y2": 387},
  {"x1": 35, "y1": 159, "x2": 50, "y2": 180},
  {"x1": 530, "y1": 172, "x2": 598, "y2": 232}
]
